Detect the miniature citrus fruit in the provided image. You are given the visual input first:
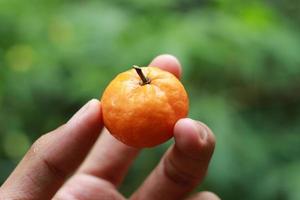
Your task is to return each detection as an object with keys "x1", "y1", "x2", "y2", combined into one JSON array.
[{"x1": 101, "y1": 66, "x2": 189, "y2": 148}]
